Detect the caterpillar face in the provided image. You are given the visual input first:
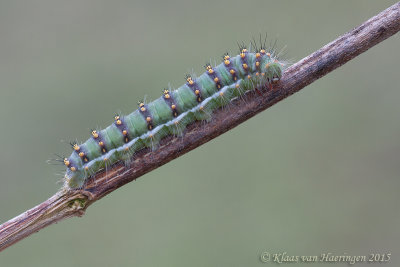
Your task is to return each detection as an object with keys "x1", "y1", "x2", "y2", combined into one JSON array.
[
  {"x1": 64, "y1": 48, "x2": 286, "y2": 188},
  {"x1": 265, "y1": 62, "x2": 283, "y2": 83}
]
